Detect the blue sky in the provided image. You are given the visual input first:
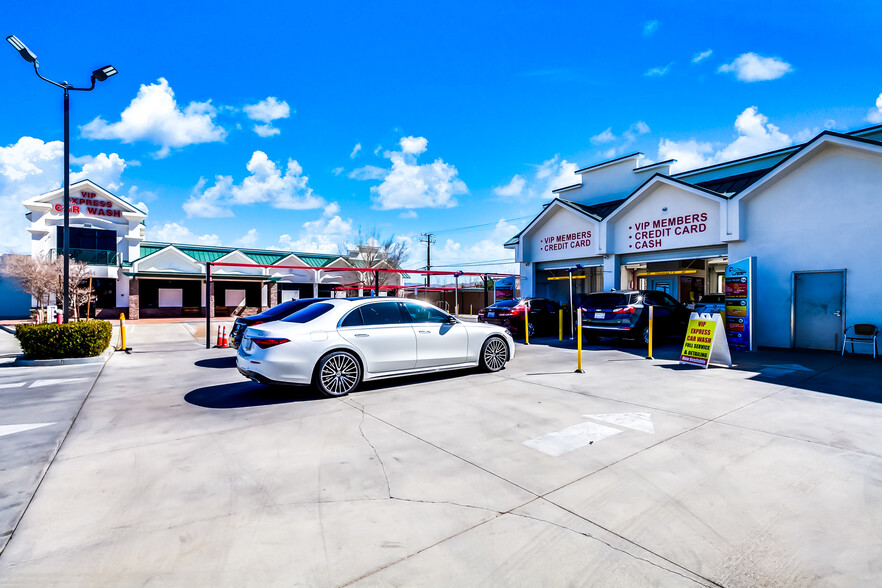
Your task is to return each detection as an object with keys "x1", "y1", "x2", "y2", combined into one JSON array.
[{"x1": 4, "y1": 1, "x2": 882, "y2": 274}]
